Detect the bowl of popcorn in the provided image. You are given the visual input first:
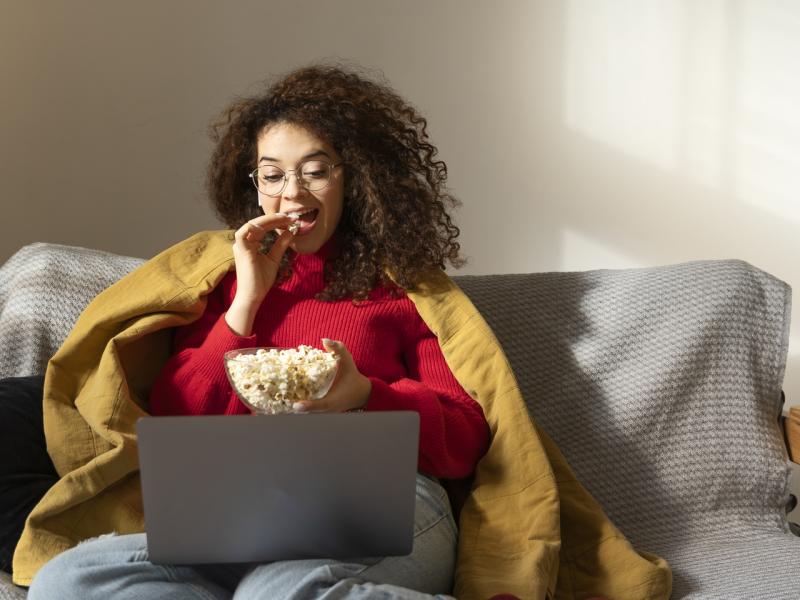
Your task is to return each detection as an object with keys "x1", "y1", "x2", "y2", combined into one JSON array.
[{"x1": 224, "y1": 346, "x2": 339, "y2": 414}]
